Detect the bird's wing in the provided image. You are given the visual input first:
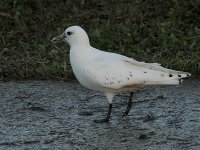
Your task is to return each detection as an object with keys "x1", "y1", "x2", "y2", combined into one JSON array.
[
  {"x1": 123, "y1": 57, "x2": 189, "y2": 75},
  {"x1": 85, "y1": 50, "x2": 191, "y2": 91}
]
